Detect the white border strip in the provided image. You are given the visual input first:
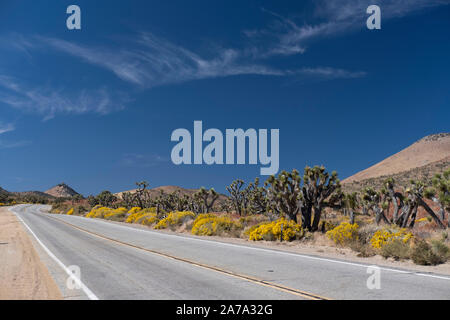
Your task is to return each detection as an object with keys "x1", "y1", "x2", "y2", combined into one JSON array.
[{"x1": 9, "y1": 206, "x2": 99, "y2": 300}]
